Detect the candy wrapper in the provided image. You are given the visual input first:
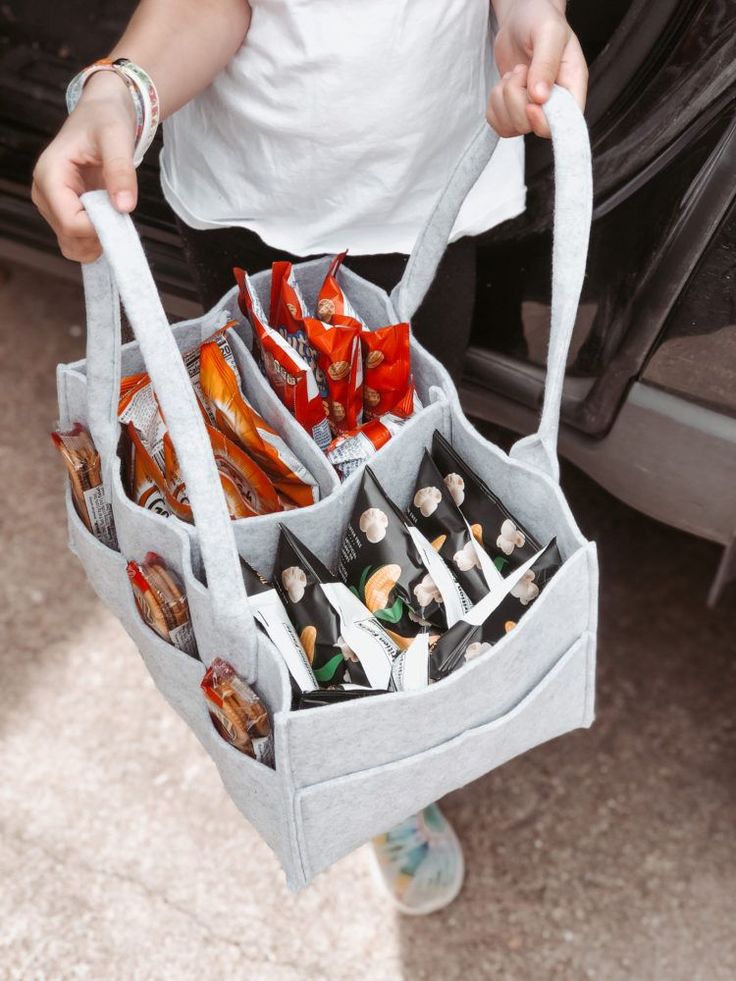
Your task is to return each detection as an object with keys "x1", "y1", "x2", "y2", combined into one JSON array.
[
  {"x1": 236, "y1": 268, "x2": 331, "y2": 450},
  {"x1": 163, "y1": 426, "x2": 280, "y2": 522},
  {"x1": 304, "y1": 317, "x2": 363, "y2": 434},
  {"x1": 201, "y1": 657, "x2": 274, "y2": 765},
  {"x1": 429, "y1": 540, "x2": 562, "y2": 680},
  {"x1": 52, "y1": 424, "x2": 118, "y2": 548},
  {"x1": 275, "y1": 526, "x2": 427, "y2": 691},
  {"x1": 316, "y1": 252, "x2": 364, "y2": 325},
  {"x1": 337, "y1": 467, "x2": 470, "y2": 650},
  {"x1": 120, "y1": 422, "x2": 171, "y2": 516},
  {"x1": 431, "y1": 431, "x2": 542, "y2": 574},
  {"x1": 407, "y1": 449, "x2": 502, "y2": 603},
  {"x1": 361, "y1": 322, "x2": 418, "y2": 420},
  {"x1": 198, "y1": 338, "x2": 320, "y2": 508},
  {"x1": 127, "y1": 552, "x2": 198, "y2": 658}
]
